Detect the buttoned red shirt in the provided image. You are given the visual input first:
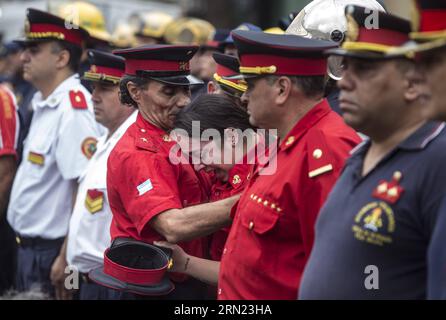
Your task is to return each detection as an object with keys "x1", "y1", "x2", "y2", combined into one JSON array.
[
  {"x1": 0, "y1": 85, "x2": 19, "y2": 158},
  {"x1": 107, "y1": 113, "x2": 211, "y2": 275},
  {"x1": 209, "y1": 163, "x2": 253, "y2": 261},
  {"x1": 218, "y1": 99, "x2": 361, "y2": 299}
]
